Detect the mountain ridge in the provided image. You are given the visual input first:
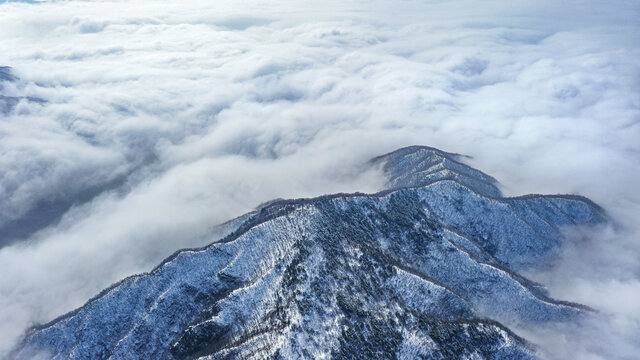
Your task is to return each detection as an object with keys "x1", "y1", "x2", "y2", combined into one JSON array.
[{"x1": 10, "y1": 145, "x2": 607, "y2": 360}]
